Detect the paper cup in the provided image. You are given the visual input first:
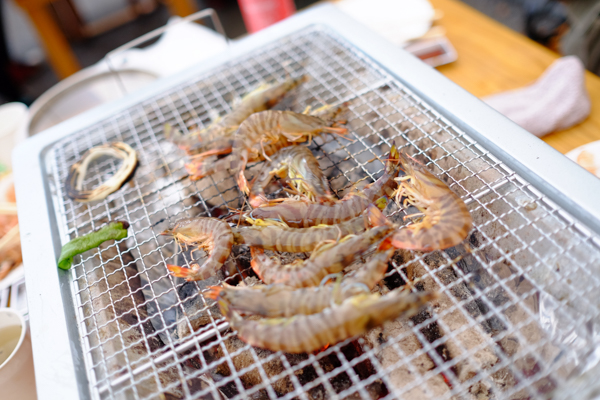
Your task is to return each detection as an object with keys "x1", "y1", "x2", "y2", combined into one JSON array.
[{"x1": 0, "y1": 309, "x2": 37, "y2": 400}]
